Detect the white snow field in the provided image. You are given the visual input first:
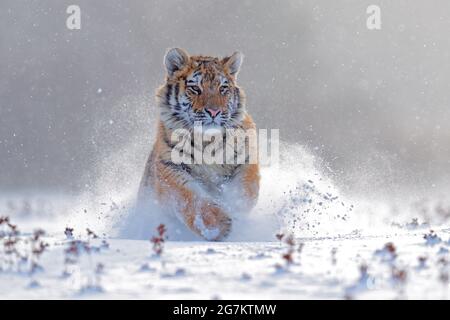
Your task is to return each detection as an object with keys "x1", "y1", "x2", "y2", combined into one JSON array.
[{"x1": 1, "y1": 145, "x2": 450, "y2": 299}]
